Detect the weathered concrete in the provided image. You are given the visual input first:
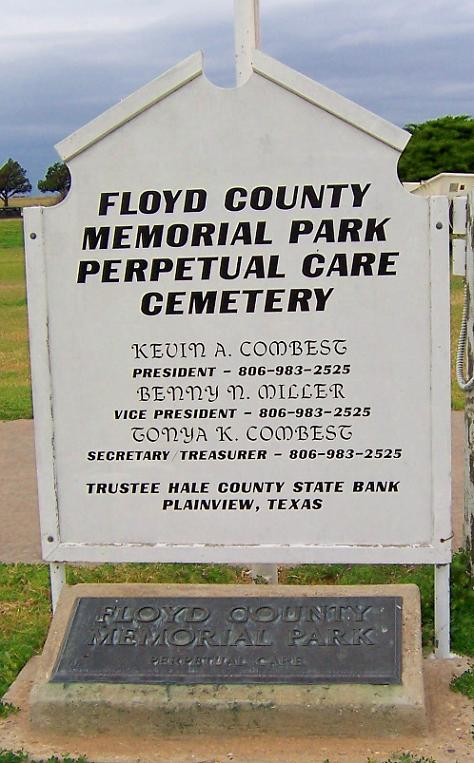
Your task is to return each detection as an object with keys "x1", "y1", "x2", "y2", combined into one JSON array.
[
  {"x1": 28, "y1": 583, "x2": 426, "y2": 738},
  {"x1": 0, "y1": 419, "x2": 41, "y2": 562},
  {"x1": 4, "y1": 653, "x2": 473, "y2": 763}
]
